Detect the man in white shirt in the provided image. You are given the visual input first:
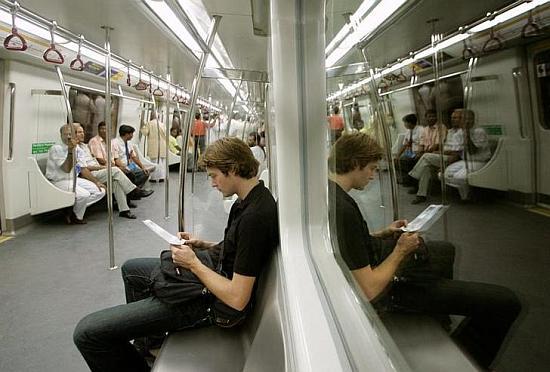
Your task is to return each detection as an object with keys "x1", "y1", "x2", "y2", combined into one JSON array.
[
  {"x1": 113, "y1": 125, "x2": 153, "y2": 198},
  {"x1": 75, "y1": 125, "x2": 138, "y2": 219},
  {"x1": 46, "y1": 123, "x2": 105, "y2": 224},
  {"x1": 408, "y1": 108, "x2": 465, "y2": 204}
]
